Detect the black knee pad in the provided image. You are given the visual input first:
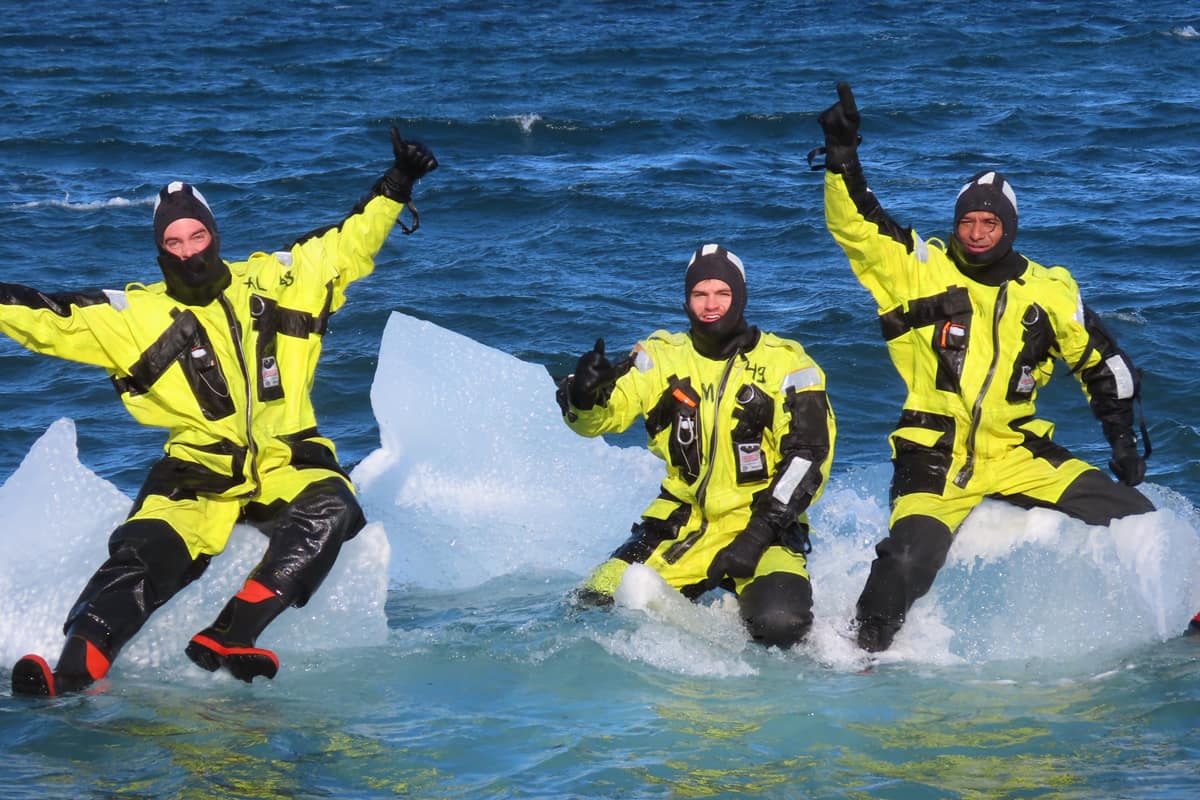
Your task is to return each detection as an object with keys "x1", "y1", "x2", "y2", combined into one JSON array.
[
  {"x1": 738, "y1": 572, "x2": 814, "y2": 648},
  {"x1": 883, "y1": 515, "x2": 955, "y2": 576}
]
